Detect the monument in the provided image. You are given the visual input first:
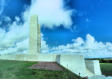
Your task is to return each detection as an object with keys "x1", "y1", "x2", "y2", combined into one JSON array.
[
  {"x1": 0, "y1": 15, "x2": 102, "y2": 78},
  {"x1": 29, "y1": 15, "x2": 41, "y2": 55},
  {"x1": 28, "y1": 15, "x2": 102, "y2": 77}
]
